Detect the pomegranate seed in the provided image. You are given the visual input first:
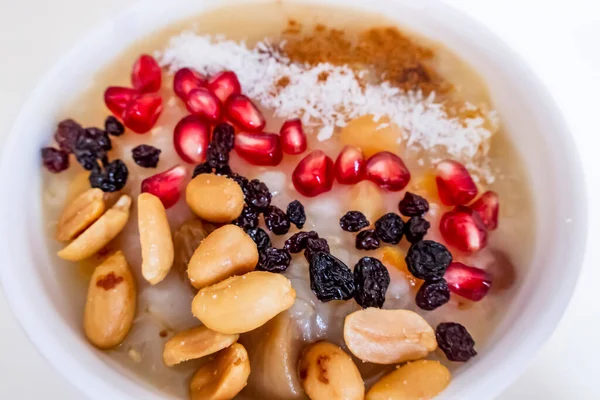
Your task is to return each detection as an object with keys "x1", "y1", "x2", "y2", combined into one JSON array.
[
  {"x1": 435, "y1": 160, "x2": 478, "y2": 206},
  {"x1": 225, "y1": 94, "x2": 266, "y2": 132},
  {"x1": 235, "y1": 132, "x2": 282, "y2": 166},
  {"x1": 365, "y1": 151, "x2": 411, "y2": 191},
  {"x1": 131, "y1": 54, "x2": 162, "y2": 93},
  {"x1": 445, "y1": 262, "x2": 492, "y2": 301},
  {"x1": 208, "y1": 71, "x2": 241, "y2": 103},
  {"x1": 185, "y1": 88, "x2": 222, "y2": 122},
  {"x1": 104, "y1": 86, "x2": 139, "y2": 117},
  {"x1": 173, "y1": 115, "x2": 211, "y2": 164},
  {"x1": 471, "y1": 190, "x2": 499, "y2": 230},
  {"x1": 173, "y1": 68, "x2": 207, "y2": 100},
  {"x1": 335, "y1": 145, "x2": 365, "y2": 184},
  {"x1": 122, "y1": 93, "x2": 163, "y2": 134},
  {"x1": 292, "y1": 150, "x2": 335, "y2": 197},
  {"x1": 141, "y1": 165, "x2": 186, "y2": 208},
  {"x1": 280, "y1": 119, "x2": 307, "y2": 154},
  {"x1": 440, "y1": 206, "x2": 488, "y2": 253}
]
